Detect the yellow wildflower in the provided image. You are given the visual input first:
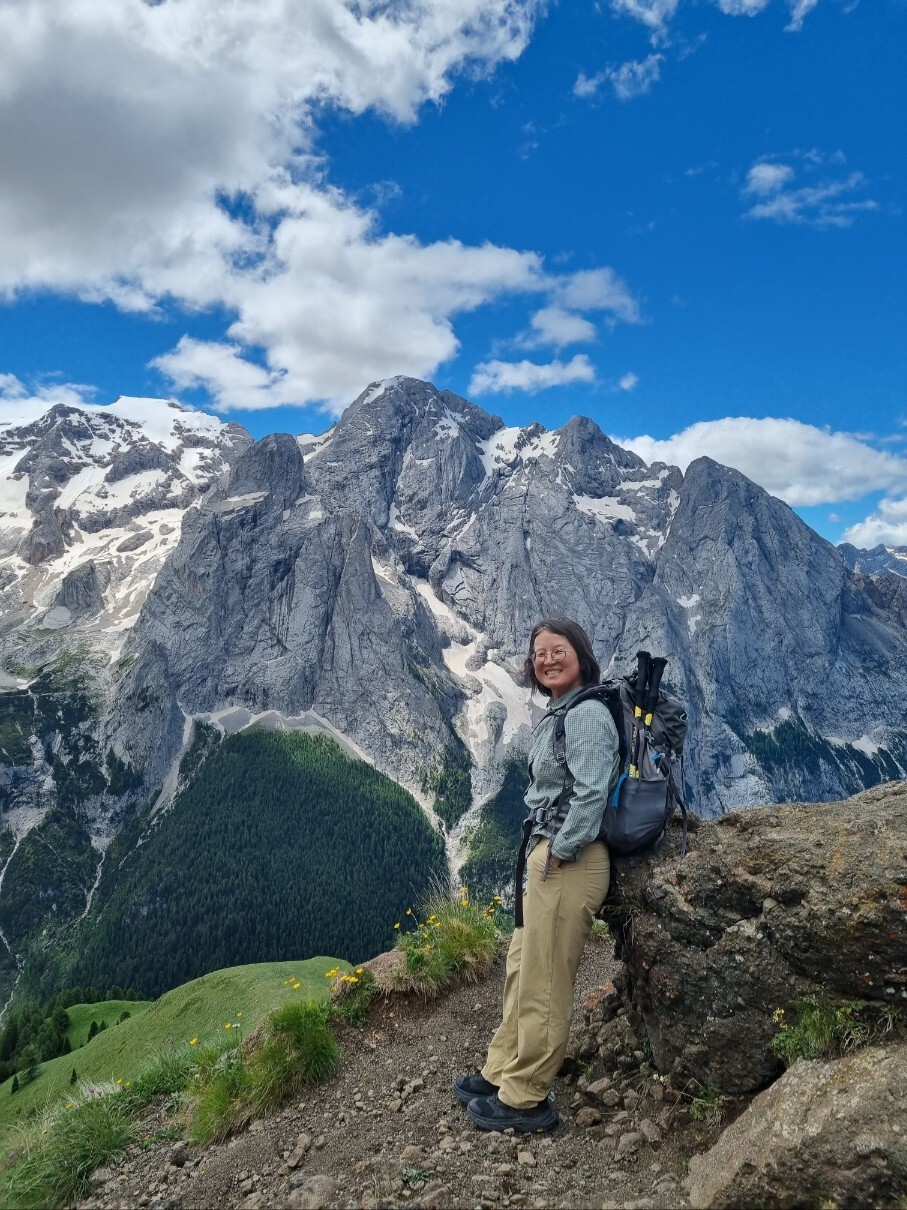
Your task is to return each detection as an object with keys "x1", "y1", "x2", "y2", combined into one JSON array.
[
  {"x1": 190, "y1": 1037, "x2": 198, "y2": 1045},
  {"x1": 293, "y1": 982, "x2": 301, "y2": 990},
  {"x1": 226, "y1": 1023, "x2": 232, "y2": 1030},
  {"x1": 393, "y1": 922, "x2": 401, "y2": 930},
  {"x1": 236, "y1": 1012, "x2": 243, "y2": 1019}
]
